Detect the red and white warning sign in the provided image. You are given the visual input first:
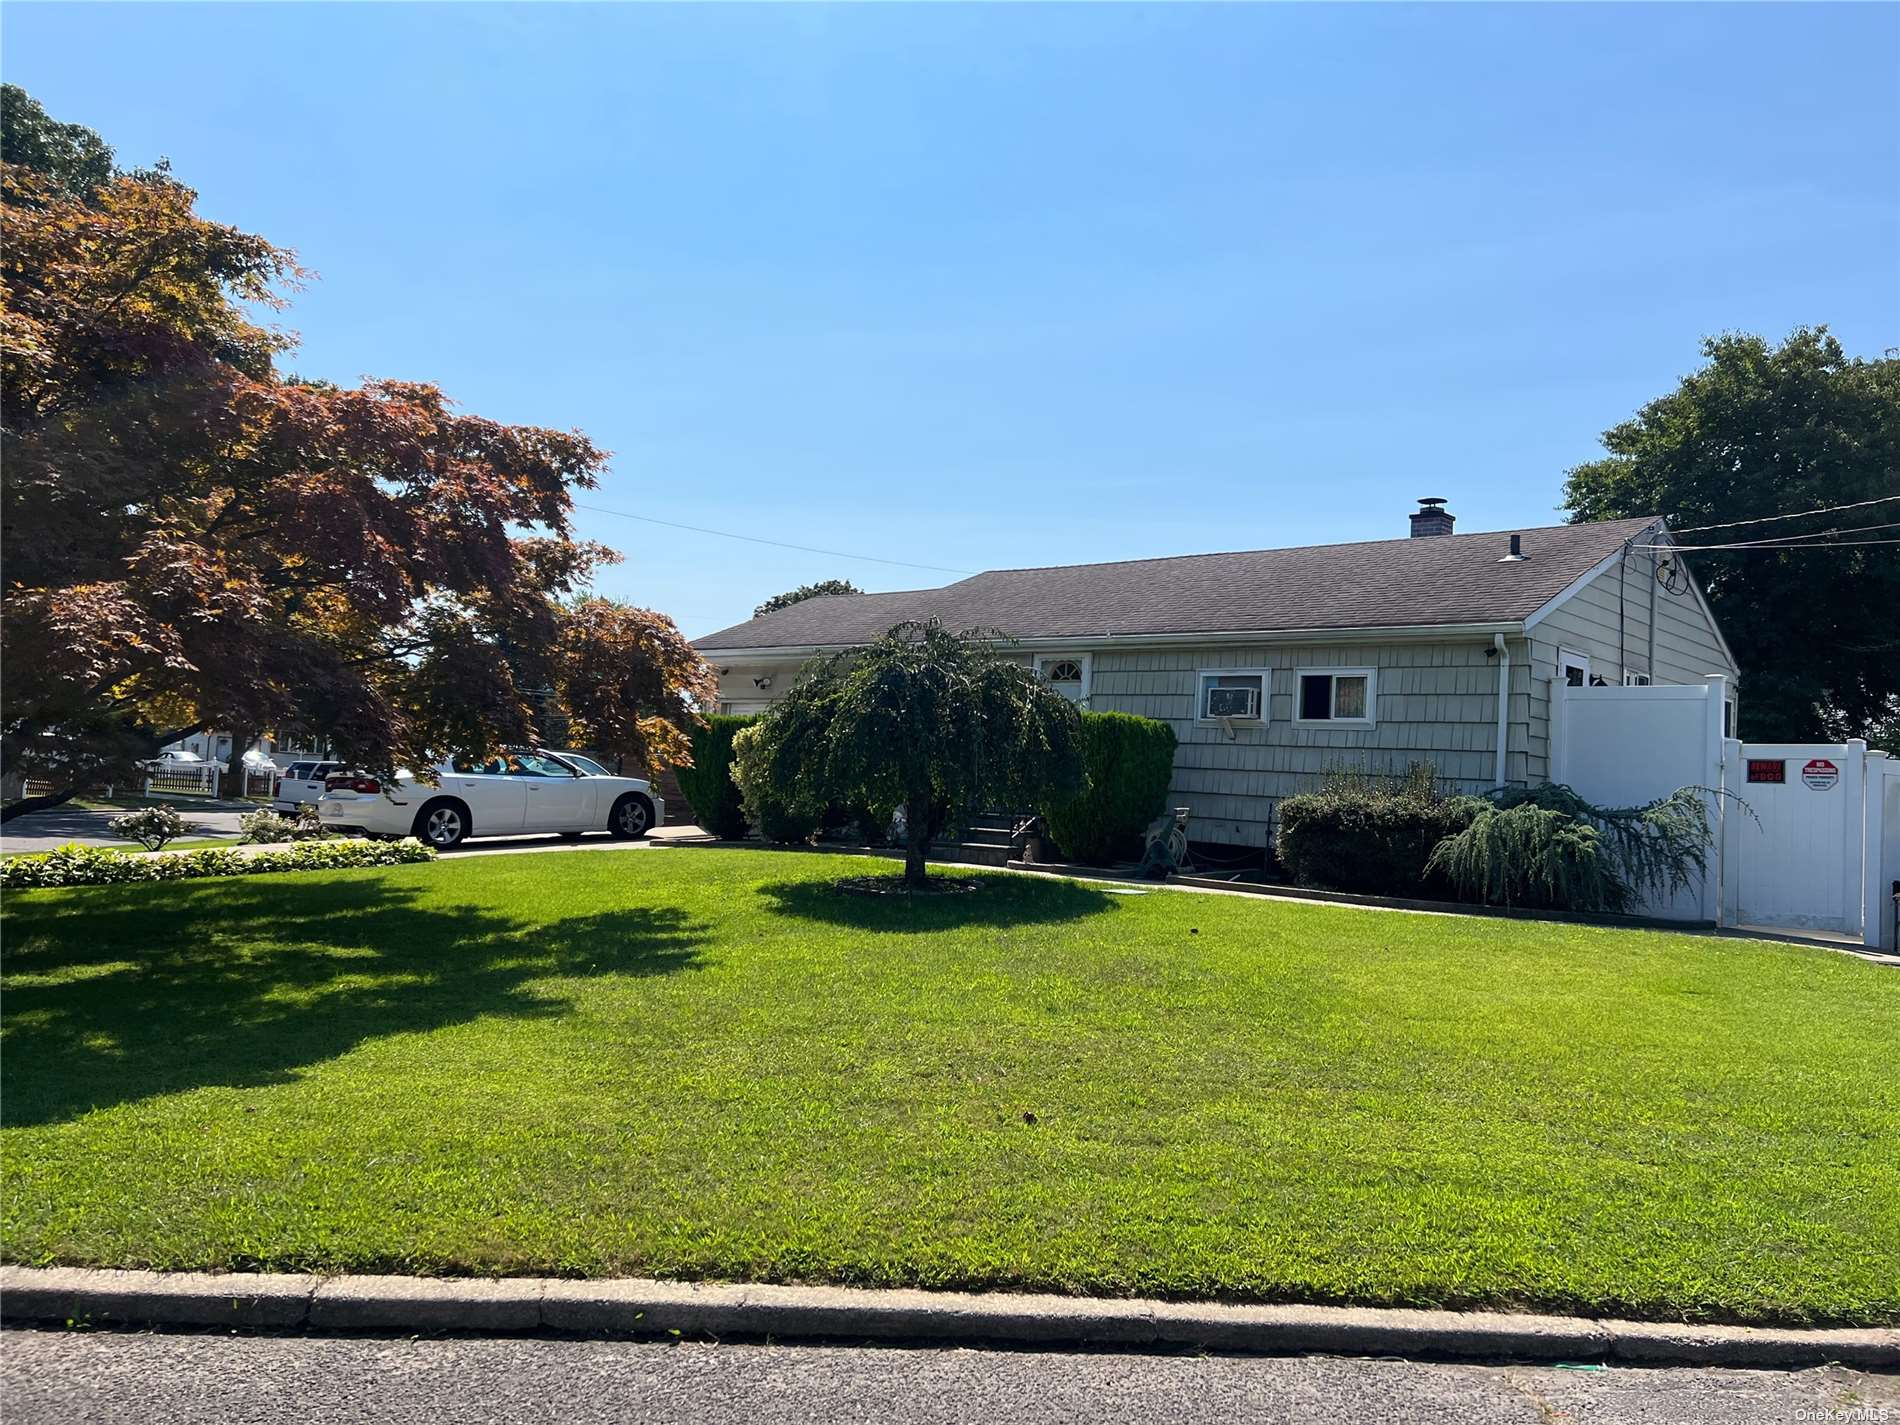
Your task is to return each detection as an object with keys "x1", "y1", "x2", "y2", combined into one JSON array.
[{"x1": 1801, "y1": 758, "x2": 1840, "y2": 791}]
